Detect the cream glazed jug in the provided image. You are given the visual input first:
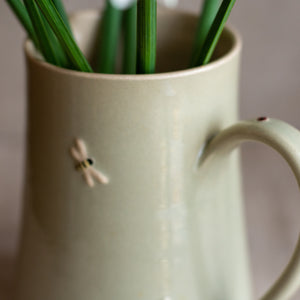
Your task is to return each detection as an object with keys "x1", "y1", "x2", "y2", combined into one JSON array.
[{"x1": 13, "y1": 8, "x2": 300, "y2": 300}]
